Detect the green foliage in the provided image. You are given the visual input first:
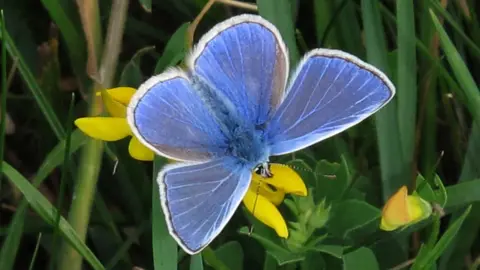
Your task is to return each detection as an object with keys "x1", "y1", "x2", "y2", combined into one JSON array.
[{"x1": 1, "y1": 1, "x2": 480, "y2": 270}]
